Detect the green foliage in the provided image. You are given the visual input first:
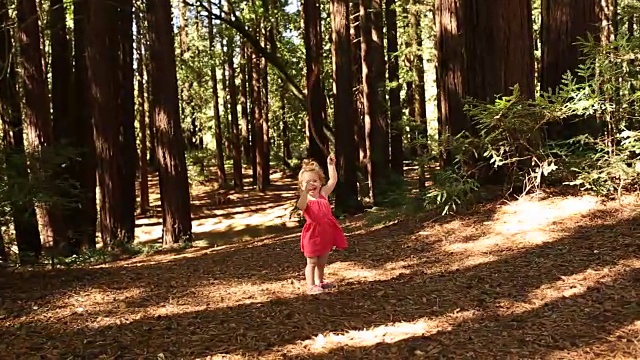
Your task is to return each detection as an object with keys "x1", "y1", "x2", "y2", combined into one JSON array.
[
  {"x1": 424, "y1": 169, "x2": 479, "y2": 215},
  {"x1": 185, "y1": 149, "x2": 218, "y2": 185}
]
